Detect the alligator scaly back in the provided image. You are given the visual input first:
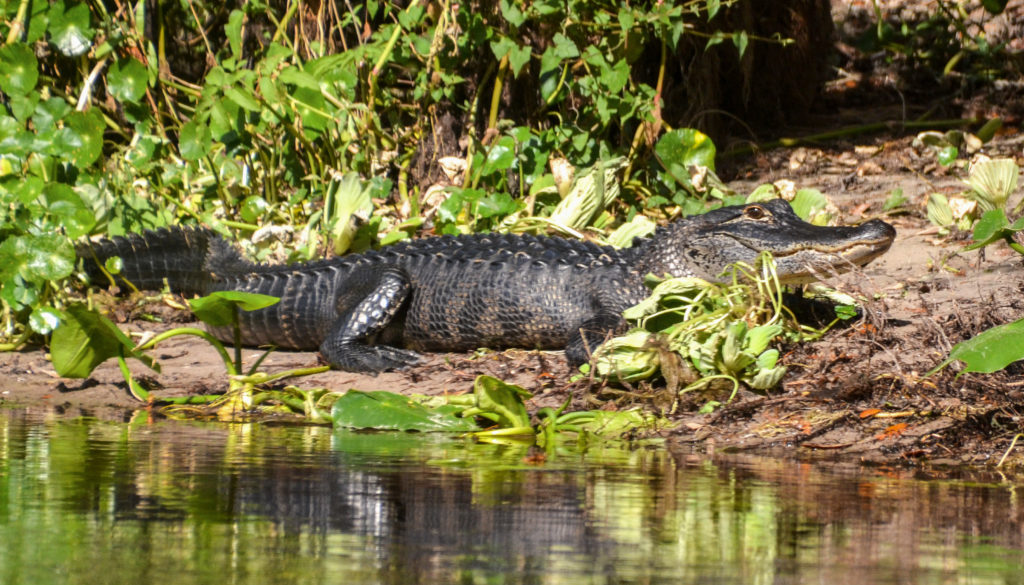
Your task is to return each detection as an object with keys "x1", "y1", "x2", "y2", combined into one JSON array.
[{"x1": 77, "y1": 227, "x2": 248, "y2": 294}]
